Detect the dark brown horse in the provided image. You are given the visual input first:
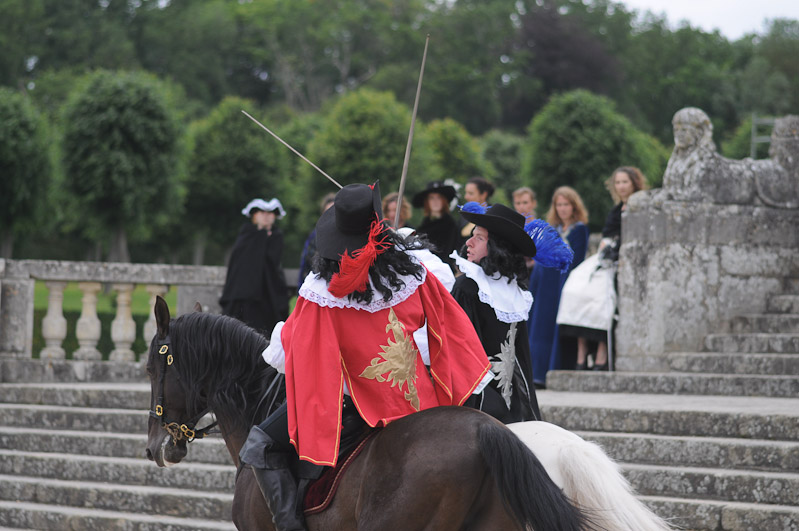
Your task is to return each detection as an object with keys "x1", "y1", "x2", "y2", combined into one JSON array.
[{"x1": 145, "y1": 297, "x2": 597, "y2": 530}]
